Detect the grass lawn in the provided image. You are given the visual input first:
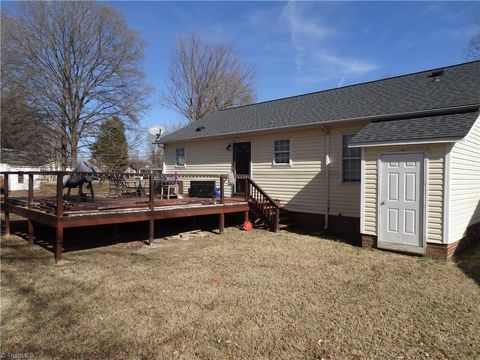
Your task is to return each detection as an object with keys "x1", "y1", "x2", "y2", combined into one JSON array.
[{"x1": 1, "y1": 224, "x2": 479, "y2": 359}]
